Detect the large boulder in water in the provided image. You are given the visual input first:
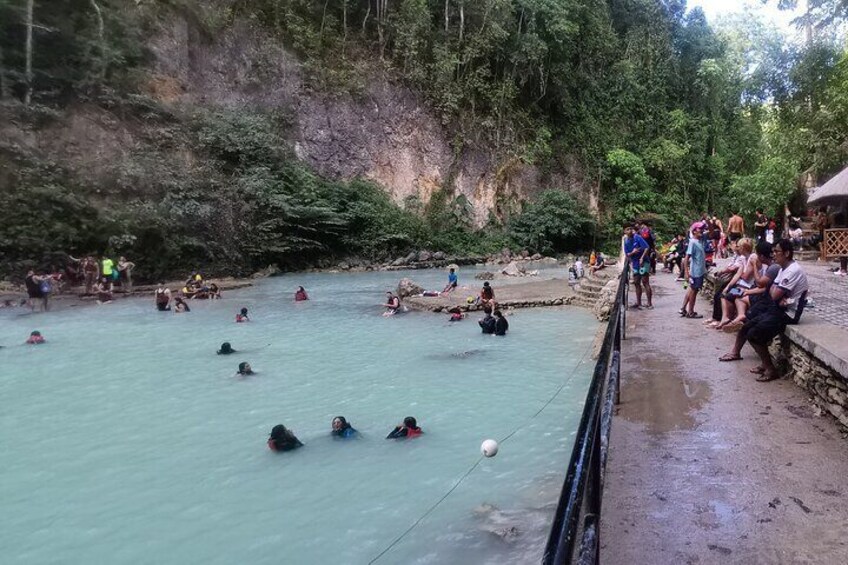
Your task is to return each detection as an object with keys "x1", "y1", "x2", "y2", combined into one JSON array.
[
  {"x1": 397, "y1": 278, "x2": 424, "y2": 298},
  {"x1": 501, "y1": 261, "x2": 526, "y2": 277}
]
